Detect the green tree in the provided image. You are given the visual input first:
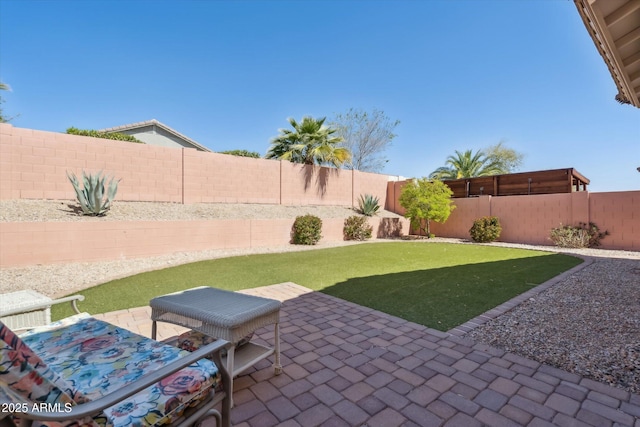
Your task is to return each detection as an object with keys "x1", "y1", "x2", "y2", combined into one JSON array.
[
  {"x1": 220, "y1": 149, "x2": 261, "y2": 158},
  {"x1": 331, "y1": 108, "x2": 399, "y2": 173},
  {"x1": 484, "y1": 141, "x2": 524, "y2": 173},
  {"x1": 0, "y1": 81, "x2": 13, "y2": 123},
  {"x1": 266, "y1": 116, "x2": 351, "y2": 168},
  {"x1": 429, "y1": 149, "x2": 504, "y2": 180},
  {"x1": 399, "y1": 178, "x2": 455, "y2": 237},
  {"x1": 66, "y1": 127, "x2": 143, "y2": 143}
]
